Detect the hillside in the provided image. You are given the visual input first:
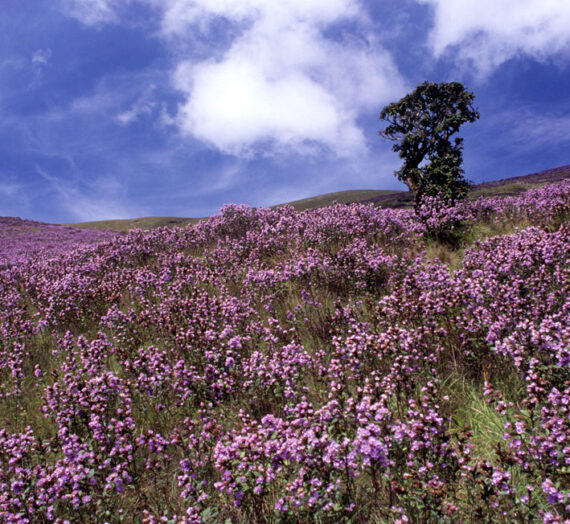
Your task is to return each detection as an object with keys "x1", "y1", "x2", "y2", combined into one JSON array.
[
  {"x1": 277, "y1": 189, "x2": 402, "y2": 211},
  {"x1": 0, "y1": 216, "x2": 117, "y2": 267},
  {"x1": 63, "y1": 216, "x2": 201, "y2": 232},
  {"x1": 64, "y1": 164, "x2": 570, "y2": 231},
  {"x1": 0, "y1": 179, "x2": 568, "y2": 522},
  {"x1": 359, "y1": 163, "x2": 570, "y2": 208}
]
